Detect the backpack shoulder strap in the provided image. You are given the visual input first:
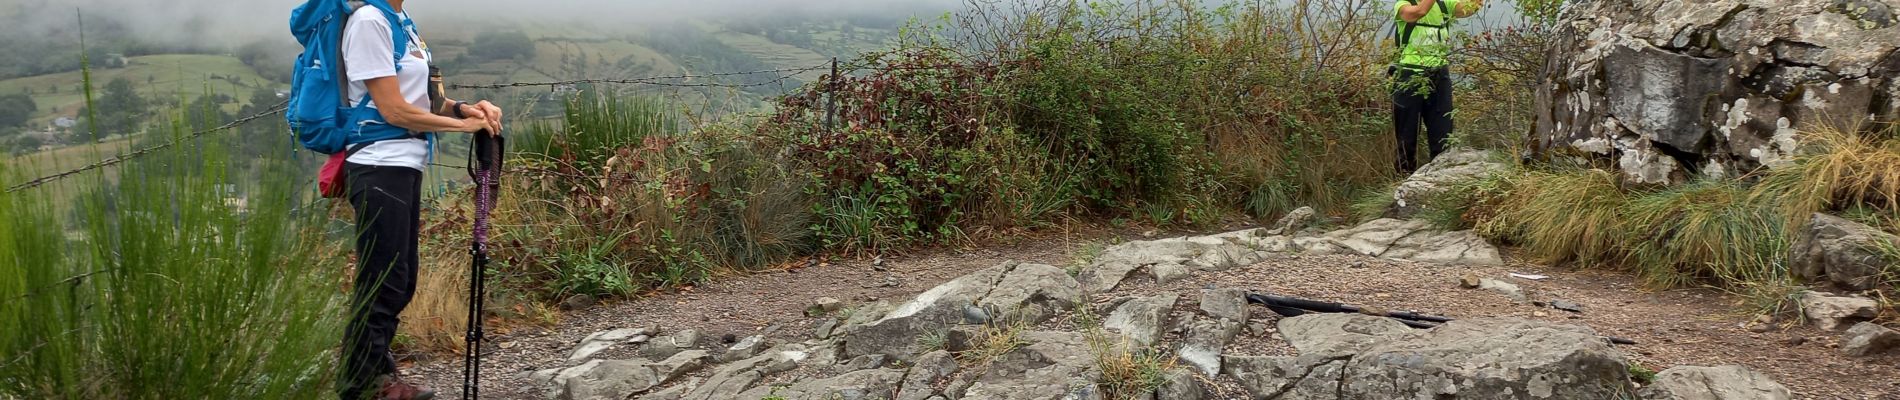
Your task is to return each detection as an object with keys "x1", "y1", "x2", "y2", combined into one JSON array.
[
  {"x1": 356, "y1": 0, "x2": 410, "y2": 68},
  {"x1": 1396, "y1": 0, "x2": 1420, "y2": 49},
  {"x1": 1395, "y1": 0, "x2": 1453, "y2": 49}
]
